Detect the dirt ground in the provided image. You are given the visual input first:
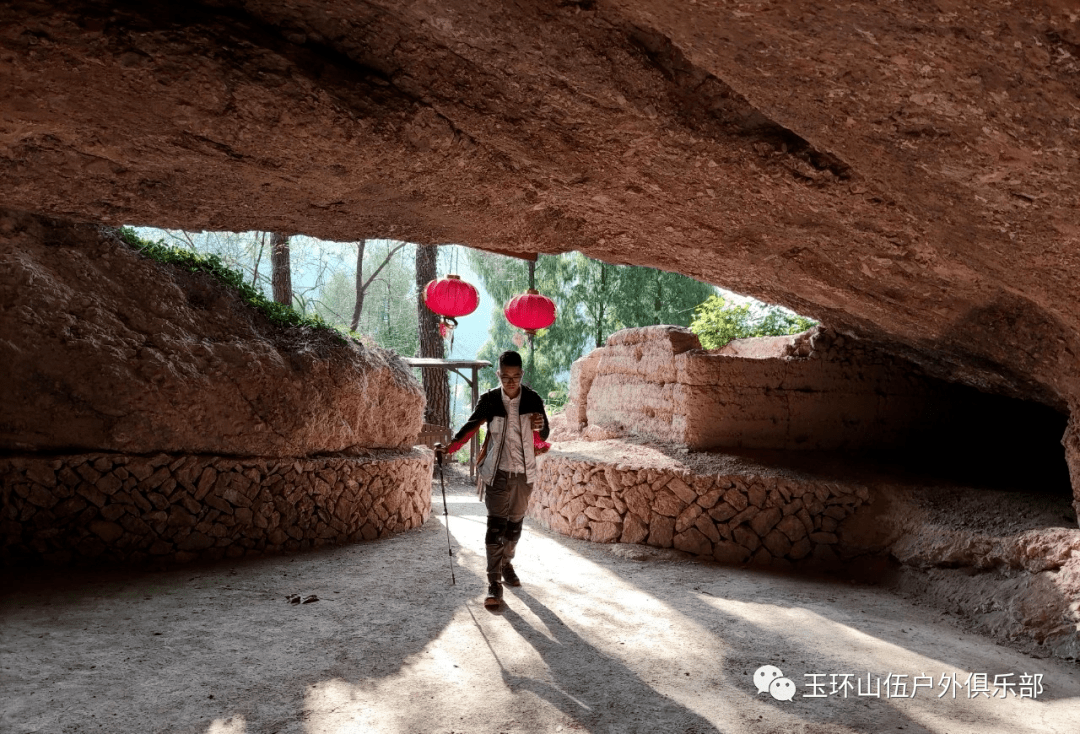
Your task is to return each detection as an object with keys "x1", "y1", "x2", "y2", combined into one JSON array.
[{"x1": 3, "y1": 462, "x2": 1078, "y2": 734}]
